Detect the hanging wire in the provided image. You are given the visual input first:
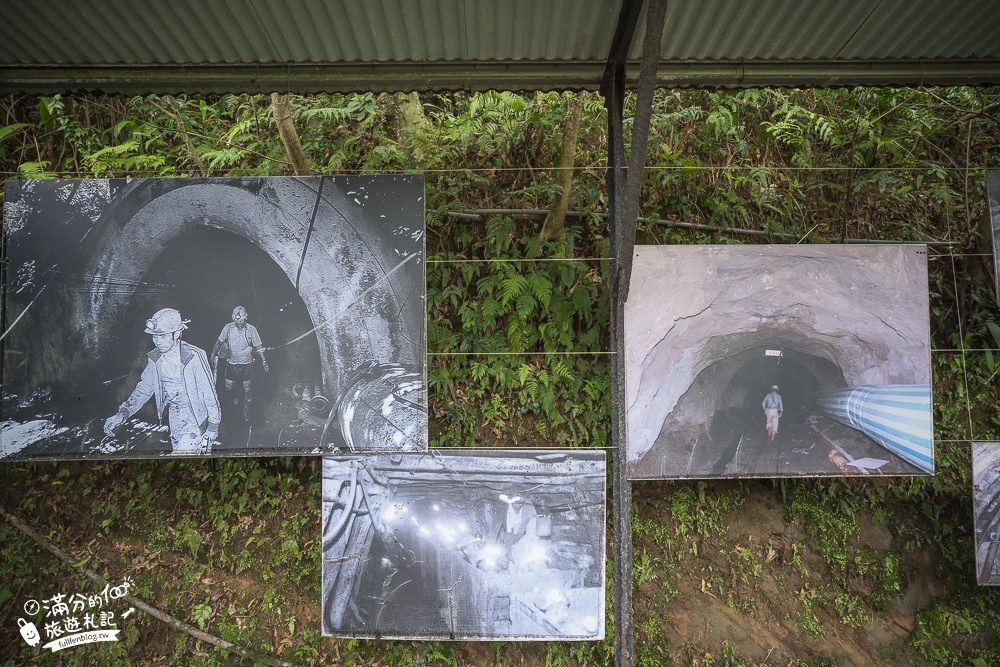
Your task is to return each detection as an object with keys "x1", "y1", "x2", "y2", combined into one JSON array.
[
  {"x1": 428, "y1": 351, "x2": 614, "y2": 356},
  {"x1": 949, "y1": 251, "x2": 980, "y2": 442},
  {"x1": 5, "y1": 164, "x2": 1000, "y2": 177},
  {"x1": 4, "y1": 94, "x2": 996, "y2": 447},
  {"x1": 428, "y1": 257, "x2": 610, "y2": 263}
]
